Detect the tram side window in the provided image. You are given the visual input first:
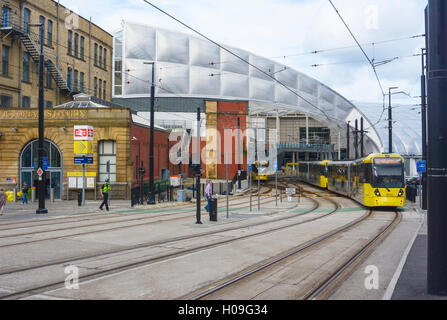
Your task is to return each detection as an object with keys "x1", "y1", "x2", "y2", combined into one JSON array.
[
  {"x1": 365, "y1": 164, "x2": 373, "y2": 184},
  {"x1": 358, "y1": 164, "x2": 365, "y2": 183}
]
